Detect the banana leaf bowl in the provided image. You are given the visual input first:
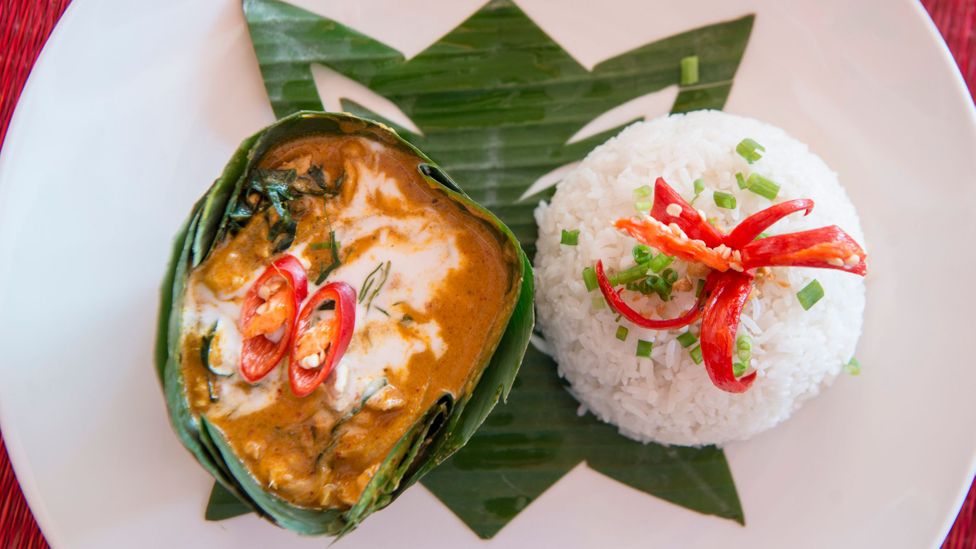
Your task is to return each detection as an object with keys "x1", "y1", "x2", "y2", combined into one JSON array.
[{"x1": 154, "y1": 111, "x2": 534, "y2": 536}]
